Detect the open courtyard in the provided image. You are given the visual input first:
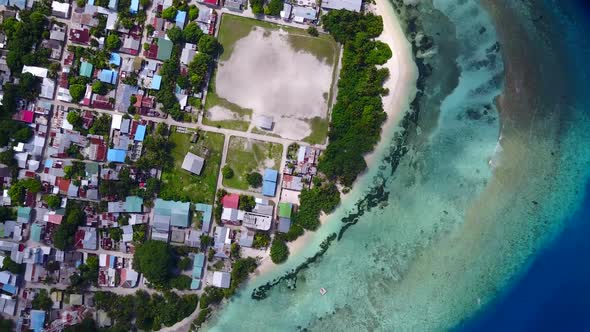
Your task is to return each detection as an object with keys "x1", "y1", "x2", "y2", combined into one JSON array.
[
  {"x1": 204, "y1": 14, "x2": 339, "y2": 144},
  {"x1": 223, "y1": 136, "x2": 283, "y2": 191},
  {"x1": 159, "y1": 128, "x2": 225, "y2": 204}
]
